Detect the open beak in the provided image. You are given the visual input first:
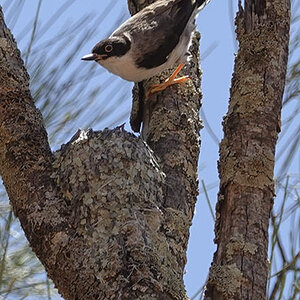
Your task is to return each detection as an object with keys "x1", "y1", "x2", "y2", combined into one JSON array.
[{"x1": 81, "y1": 53, "x2": 96, "y2": 61}]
